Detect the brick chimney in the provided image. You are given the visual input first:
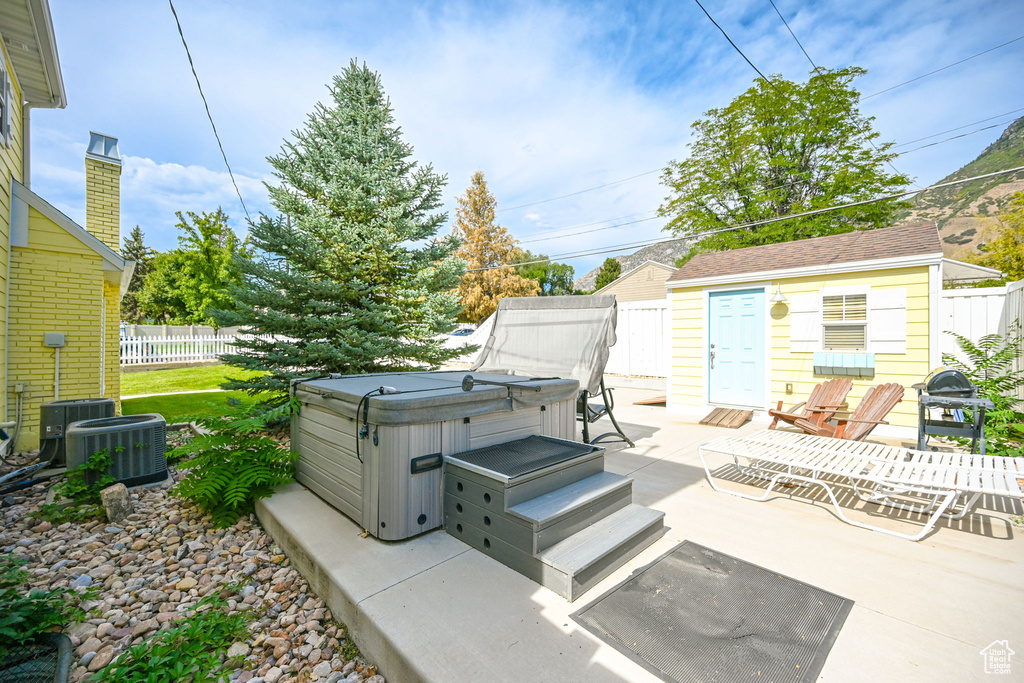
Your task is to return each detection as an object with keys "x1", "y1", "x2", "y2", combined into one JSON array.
[{"x1": 85, "y1": 132, "x2": 121, "y2": 253}]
